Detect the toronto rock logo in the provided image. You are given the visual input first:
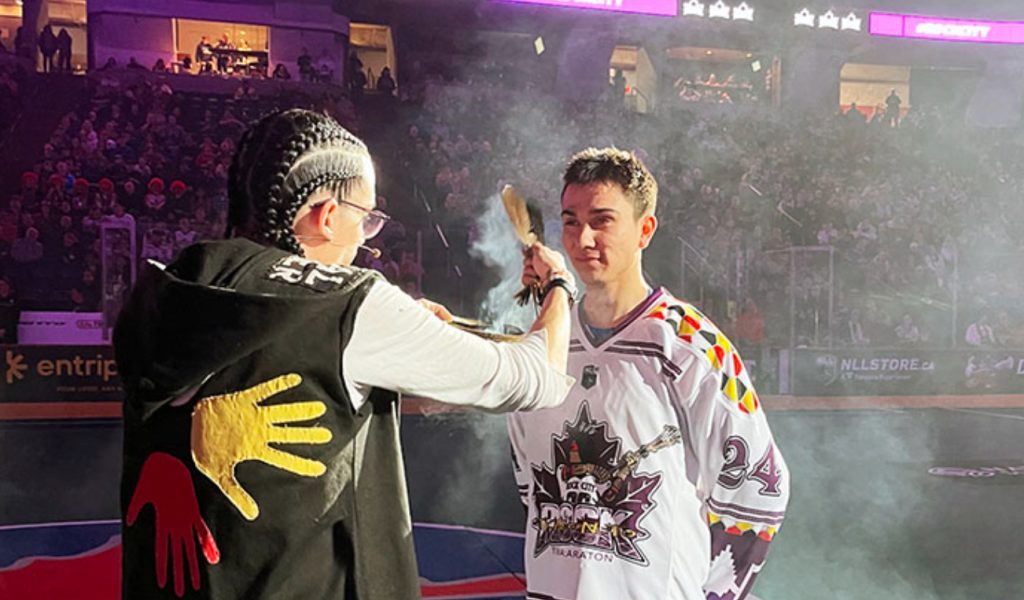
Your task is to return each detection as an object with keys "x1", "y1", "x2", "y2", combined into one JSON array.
[{"x1": 530, "y1": 402, "x2": 681, "y2": 565}]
